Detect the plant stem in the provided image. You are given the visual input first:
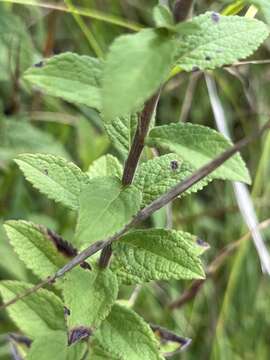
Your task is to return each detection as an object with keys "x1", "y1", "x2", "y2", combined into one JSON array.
[
  {"x1": 1, "y1": 121, "x2": 269, "y2": 311},
  {"x1": 122, "y1": 92, "x2": 161, "y2": 186},
  {"x1": 173, "y1": 0, "x2": 193, "y2": 23},
  {"x1": 100, "y1": 1, "x2": 191, "y2": 268},
  {"x1": 99, "y1": 91, "x2": 161, "y2": 268}
]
